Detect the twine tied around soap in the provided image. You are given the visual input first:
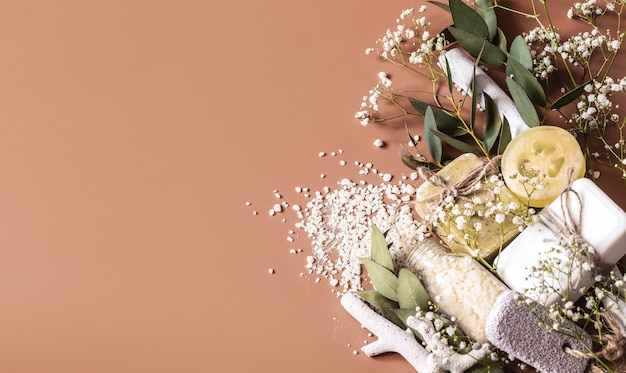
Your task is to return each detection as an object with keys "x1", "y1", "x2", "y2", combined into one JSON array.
[
  {"x1": 537, "y1": 168, "x2": 608, "y2": 289},
  {"x1": 415, "y1": 155, "x2": 501, "y2": 213}
]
